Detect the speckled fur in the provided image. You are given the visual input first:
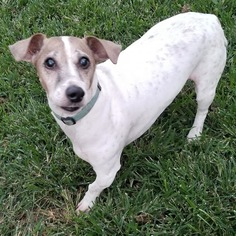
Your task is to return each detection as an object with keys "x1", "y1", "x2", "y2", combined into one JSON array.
[{"x1": 9, "y1": 12, "x2": 227, "y2": 213}]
